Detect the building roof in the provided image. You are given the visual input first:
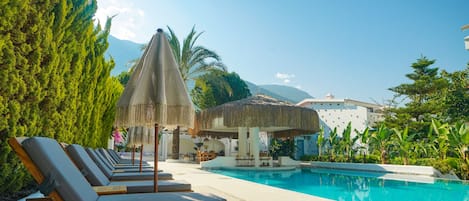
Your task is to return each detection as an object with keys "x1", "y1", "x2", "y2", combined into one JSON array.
[{"x1": 297, "y1": 98, "x2": 383, "y2": 109}]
